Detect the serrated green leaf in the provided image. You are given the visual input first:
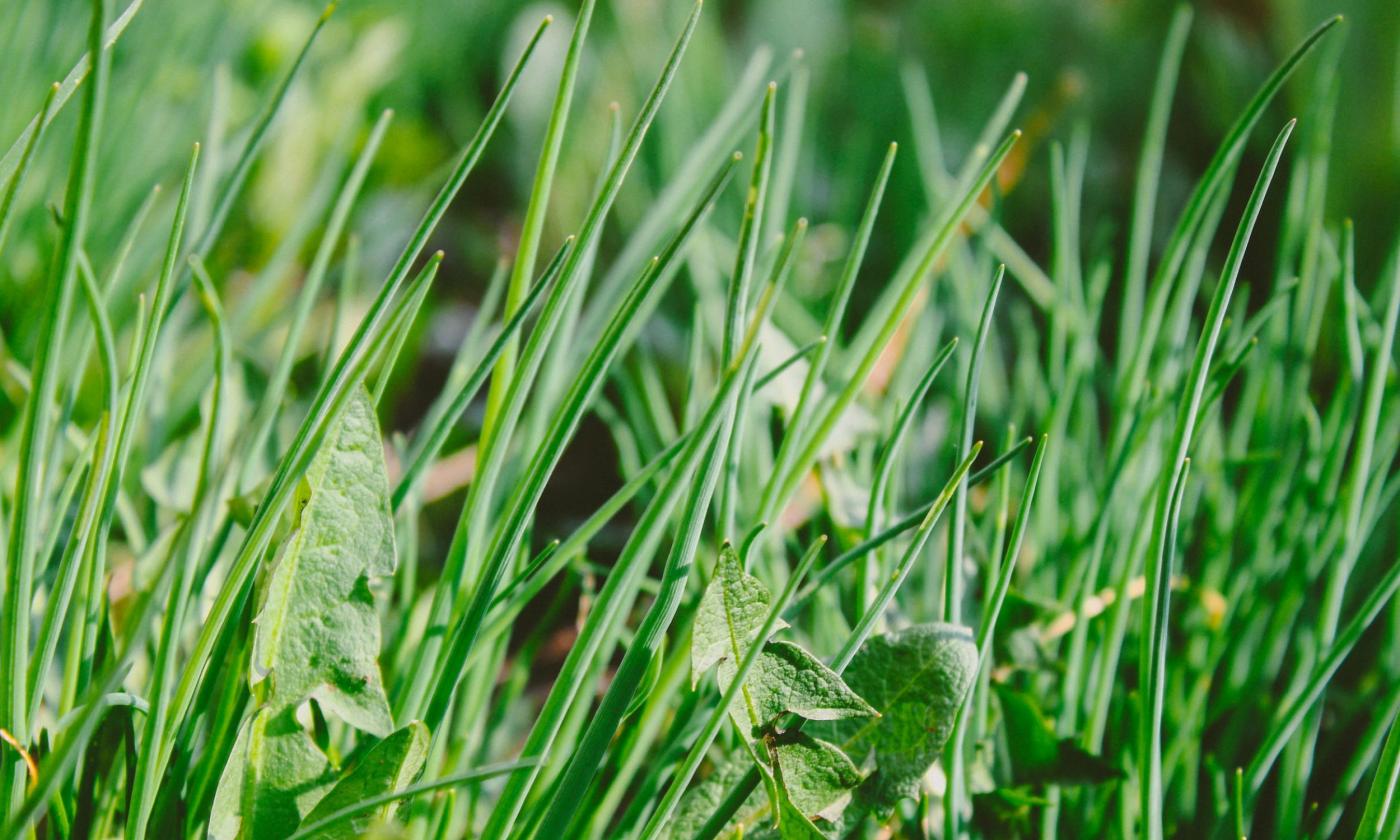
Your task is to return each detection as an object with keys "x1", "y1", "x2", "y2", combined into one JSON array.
[
  {"x1": 693, "y1": 543, "x2": 780, "y2": 684},
  {"x1": 252, "y1": 386, "x2": 397, "y2": 737},
  {"x1": 994, "y1": 686, "x2": 1121, "y2": 786},
  {"x1": 718, "y1": 641, "x2": 876, "y2": 728},
  {"x1": 209, "y1": 707, "x2": 335, "y2": 840},
  {"x1": 823, "y1": 622, "x2": 977, "y2": 809},
  {"x1": 298, "y1": 720, "x2": 429, "y2": 839}
]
